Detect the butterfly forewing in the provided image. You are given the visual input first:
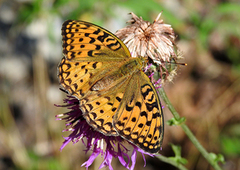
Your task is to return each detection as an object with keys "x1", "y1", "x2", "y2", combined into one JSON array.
[
  {"x1": 58, "y1": 20, "x2": 133, "y2": 135},
  {"x1": 59, "y1": 20, "x2": 131, "y2": 98},
  {"x1": 61, "y1": 20, "x2": 131, "y2": 61},
  {"x1": 58, "y1": 20, "x2": 164, "y2": 153}
]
